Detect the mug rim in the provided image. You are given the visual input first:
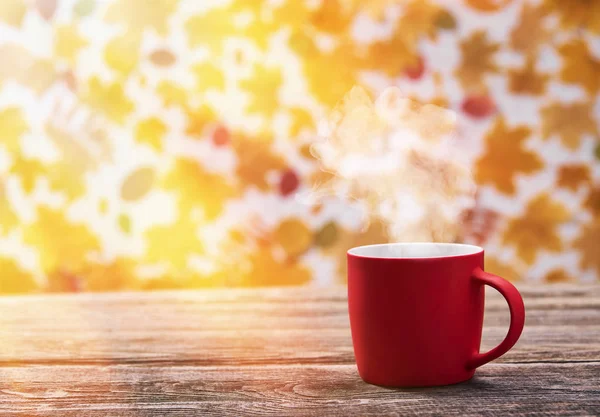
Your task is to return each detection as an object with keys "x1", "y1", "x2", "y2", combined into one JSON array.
[{"x1": 347, "y1": 242, "x2": 484, "y2": 260}]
